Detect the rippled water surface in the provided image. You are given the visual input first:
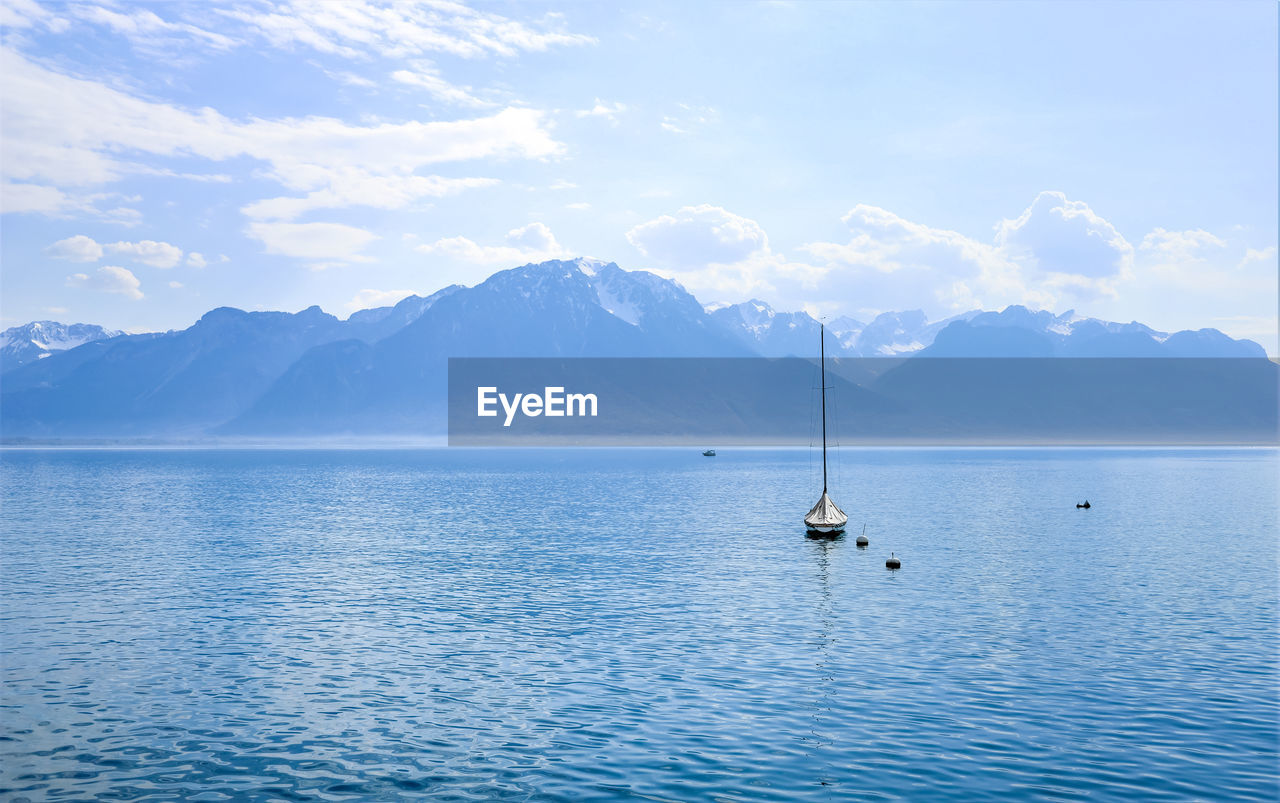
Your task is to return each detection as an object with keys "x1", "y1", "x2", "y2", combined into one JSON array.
[{"x1": 2, "y1": 448, "x2": 1277, "y2": 800}]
